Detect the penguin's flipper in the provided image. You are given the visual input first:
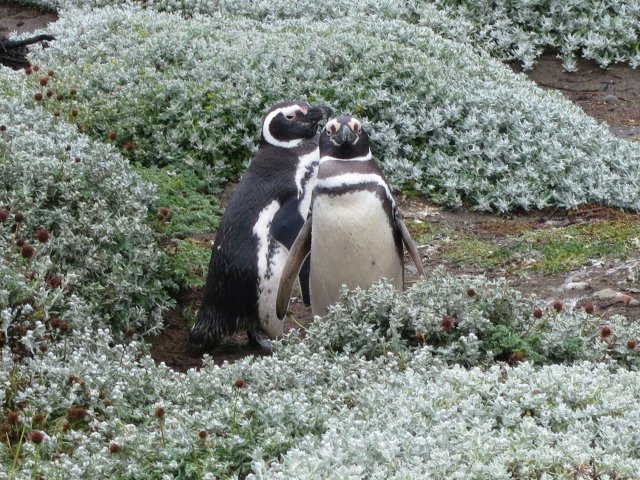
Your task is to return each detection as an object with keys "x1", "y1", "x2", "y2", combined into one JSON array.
[
  {"x1": 271, "y1": 196, "x2": 305, "y2": 248},
  {"x1": 276, "y1": 216, "x2": 312, "y2": 320},
  {"x1": 396, "y1": 213, "x2": 426, "y2": 278},
  {"x1": 270, "y1": 197, "x2": 311, "y2": 305},
  {"x1": 297, "y1": 257, "x2": 312, "y2": 305}
]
